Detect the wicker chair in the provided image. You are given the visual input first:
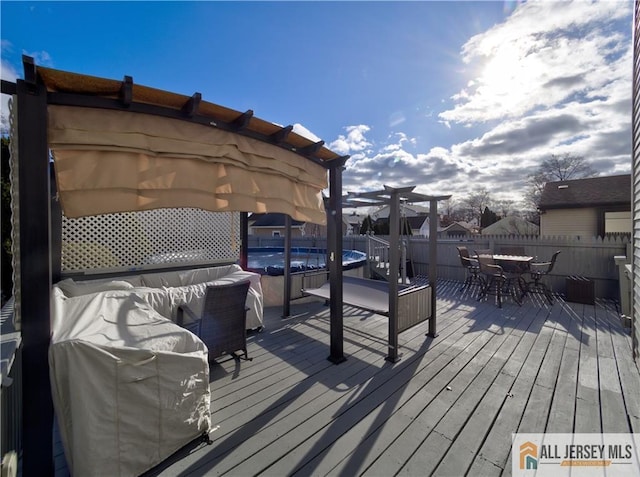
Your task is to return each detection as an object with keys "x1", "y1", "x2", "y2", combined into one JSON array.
[
  {"x1": 177, "y1": 280, "x2": 252, "y2": 361},
  {"x1": 476, "y1": 252, "x2": 522, "y2": 308},
  {"x1": 456, "y1": 246, "x2": 484, "y2": 293},
  {"x1": 527, "y1": 251, "x2": 561, "y2": 304}
]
